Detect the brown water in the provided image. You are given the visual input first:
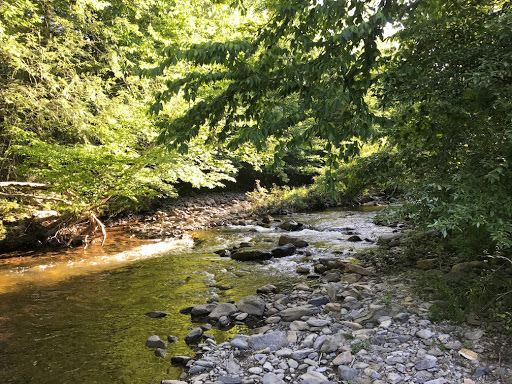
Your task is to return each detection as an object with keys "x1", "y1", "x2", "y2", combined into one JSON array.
[{"x1": 0, "y1": 207, "x2": 394, "y2": 384}]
